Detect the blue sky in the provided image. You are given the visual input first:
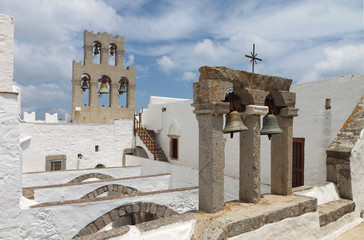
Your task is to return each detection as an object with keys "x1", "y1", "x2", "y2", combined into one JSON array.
[{"x1": 1, "y1": 0, "x2": 363, "y2": 118}]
